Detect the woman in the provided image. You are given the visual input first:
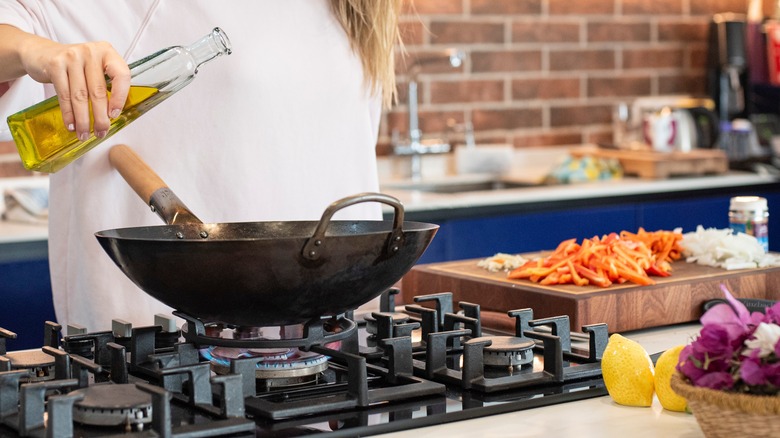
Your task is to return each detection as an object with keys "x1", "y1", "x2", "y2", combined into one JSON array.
[{"x1": 0, "y1": 0, "x2": 402, "y2": 331}]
